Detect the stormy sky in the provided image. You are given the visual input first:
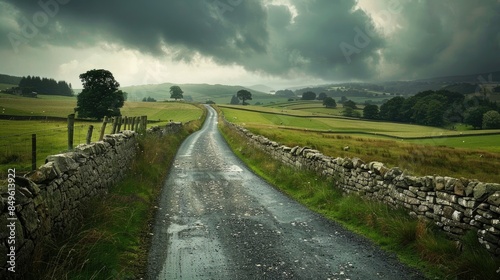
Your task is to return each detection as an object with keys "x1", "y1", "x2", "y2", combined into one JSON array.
[{"x1": 0, "y1": 0, "x2": 498, "y2": 88}]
